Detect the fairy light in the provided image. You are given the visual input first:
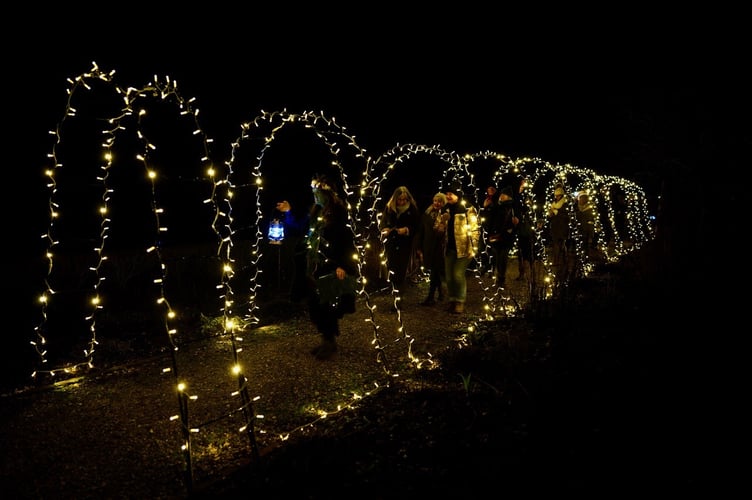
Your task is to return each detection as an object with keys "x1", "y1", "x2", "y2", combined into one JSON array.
[{"x1": 28, "y1": 62, "x2": 655, "y2": 489}]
